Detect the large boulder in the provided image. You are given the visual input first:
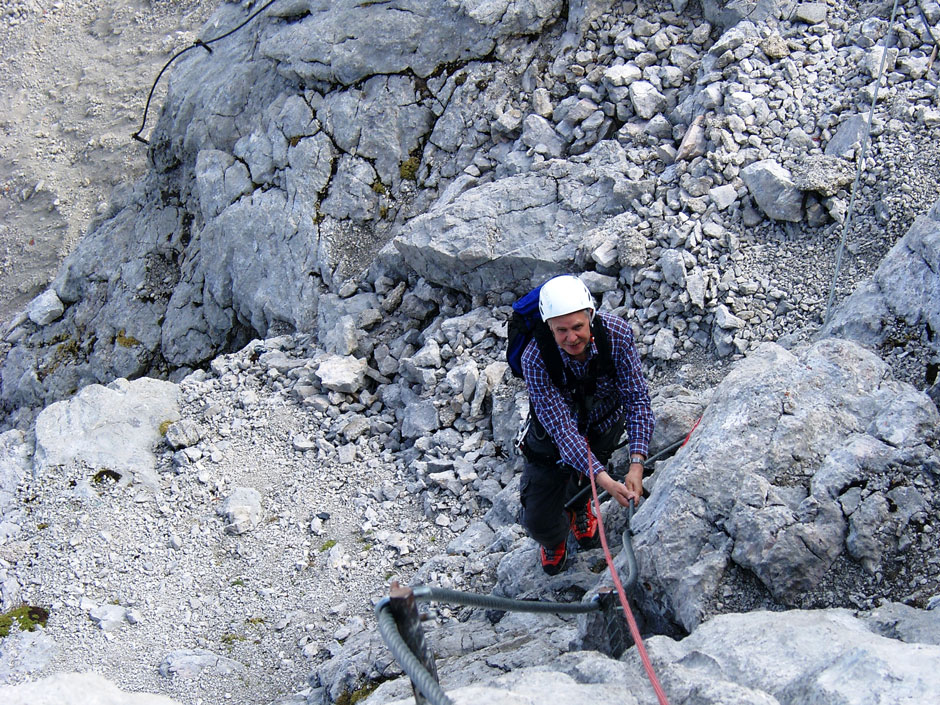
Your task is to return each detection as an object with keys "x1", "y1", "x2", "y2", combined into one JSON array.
[
  {"x1": 33, "y1": 377, "x2": 180, "y2": 489},
  {"x1": 628, "y1": 338, "x2": 939, "y2": 633},
  {"x1": 392, "y1": 142, "x2": 655, "y2": 294}
]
